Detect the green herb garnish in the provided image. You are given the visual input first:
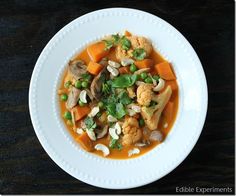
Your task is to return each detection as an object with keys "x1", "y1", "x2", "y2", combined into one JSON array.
[
  {"x1": 120, "y1": 36, "x2": 131, "y2": 51},
  {"x1": 115, "y1": 103, "x2": 126, "y2": 119},
  {"x1": 118, "y1": 91, "x2": 132, "y2": 105},
  {"x1": 132, "y1": 48, "x2": 146, "y2": 60},
  {"x1": 103, "y1": 40, "x2": 113, "y2": 50},
  {"x1": 117, "y1": 143, "x2": 123, "y2": 150},
  {"x1": 84, "y1": 117, "x2": 96, "y2": 131},
  {"x1": 109, "y1": 138, "x2": 123, "y2": 150},
  {"x1": 112, "y1": 74, "x2": 138, "y2": 88},
  {"x1": 112, "y1": 34, "x2": 121, "y2": 45}
]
